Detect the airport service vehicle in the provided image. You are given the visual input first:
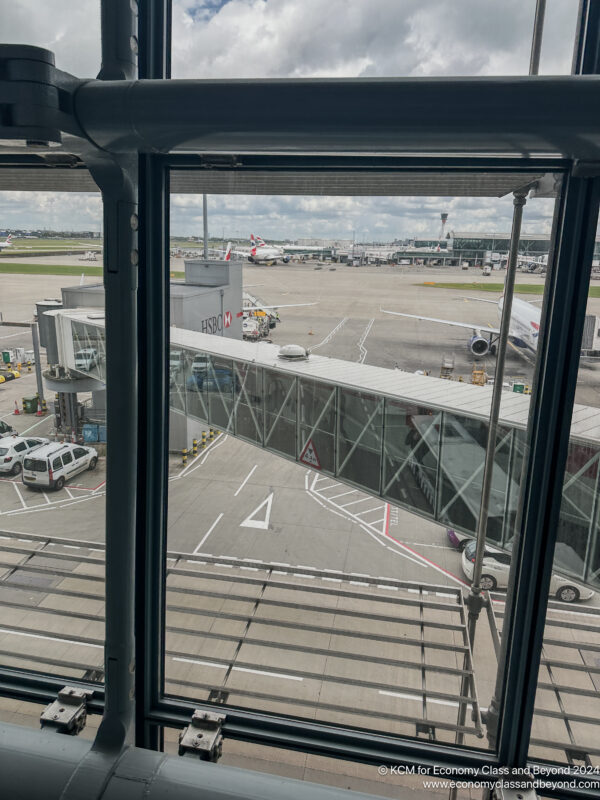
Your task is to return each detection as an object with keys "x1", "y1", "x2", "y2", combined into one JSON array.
[
  {"x1": 0, "y1": 420, "x2": 16, "y2": 438},
  {"x1": 22, "y1": 442, "x2": 98, "y2": 491},
  {"x1": 0, "y1": 234, "x2": 12, "y2": 250},
  {"x1": 242, "y1": 317, "x2": 262, "y2": 340},
  {"x1": 0, "y1": 436, "x2": 49, "y2": 475},
  {"x1": 382, "y1": 296, "x2": 541, "y2": 358},
  {"x1": 461, "y1": 540, "x2": 594, "y2": 603},
  {"x1": 74, "y1": 348, "x2": 98, "y2": 371},
  {"x1": 482, "y1": 265, "x2": 492, "y2": 276}
]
